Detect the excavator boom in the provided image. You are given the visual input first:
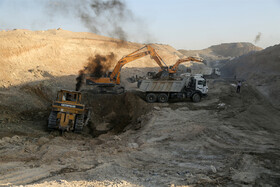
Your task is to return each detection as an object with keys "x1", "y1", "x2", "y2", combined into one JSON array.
[
  {"x1": 169, "y1": 56, "x2": 203, "y2": 73},
  {"x1": 85, "y1": 45, "x2": 168, "y2": 92}
]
